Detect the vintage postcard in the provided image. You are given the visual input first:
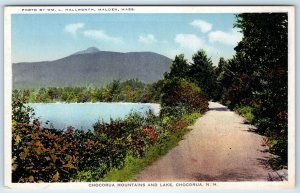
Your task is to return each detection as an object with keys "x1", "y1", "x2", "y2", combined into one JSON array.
[{"x1": 4, "y1": 6, "x2": 295, "y2": 189}]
